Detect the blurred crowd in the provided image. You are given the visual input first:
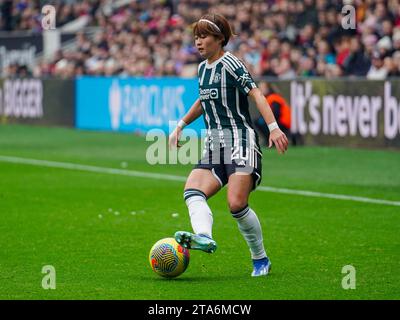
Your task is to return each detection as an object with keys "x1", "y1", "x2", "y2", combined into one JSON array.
[
  {"x1": 2, "y1": 0, "x2": 400, "y2": 79},
  {"x1": 0, "y1": 0, "x2": 101, "y2": 32}
]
